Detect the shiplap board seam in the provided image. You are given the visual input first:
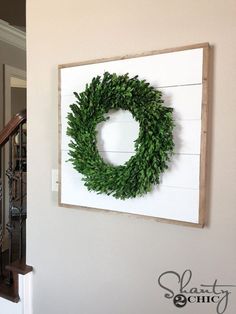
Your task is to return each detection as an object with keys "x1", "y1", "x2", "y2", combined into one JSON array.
[
  {"x1": 60, "y1": 48, "x2": 204, "y2": 95},
  {"x1": 159, "y1": 83, "x2": 202, "y2": 89},
  {"x1": 61, "y1": 150, "x2": 200, "y2": 189},
  {"x1": 62, "y1": 119, "x2": 202, "y2": 154},
  {"x1": 61, "y1": 149, "x2": 200, "y2": 156},
  {"x1": 61, "y1": 148, "x2": 200, "y2": 157},
  {"x1": 61, "y1": 83, "x2": 202, "y2": 96},
  {"x1": 159, "y1": 185, "x2": 199, "y2": 190},
  {"x1": 61, "y1": 84, "x2": 202, "y2": 96},
  {"x1": 61, "y1": 84, "x2": 203, "y2": 122}
]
